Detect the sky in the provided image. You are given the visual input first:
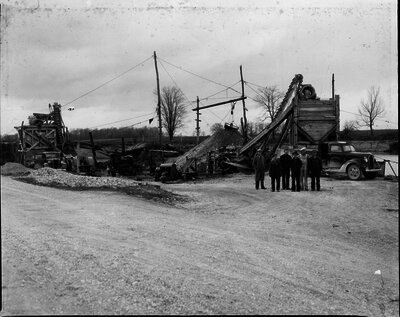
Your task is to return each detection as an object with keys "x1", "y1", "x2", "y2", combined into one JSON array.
[{"x1": 0, "y1": 0, "x2": 398, "y2": 137}]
